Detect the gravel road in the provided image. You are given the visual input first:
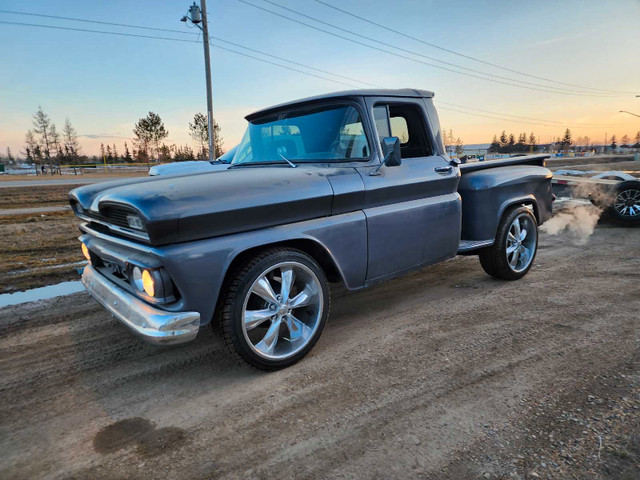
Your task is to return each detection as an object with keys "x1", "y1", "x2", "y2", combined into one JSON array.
[{"x1": 1, "y1": 224, "x2": 638, "y2": 479}]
